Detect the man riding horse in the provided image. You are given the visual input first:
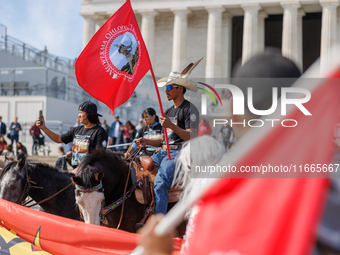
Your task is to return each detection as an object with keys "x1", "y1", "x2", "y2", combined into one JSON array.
[{"x1": 136, "y1": 58, "x2": 201, "y2": 216}]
